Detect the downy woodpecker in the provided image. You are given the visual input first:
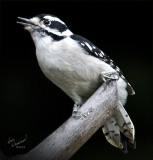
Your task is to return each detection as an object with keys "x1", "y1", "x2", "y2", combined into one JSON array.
[{"x1": 17, "y1": 14, "x2": 136, "y2": 153}]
